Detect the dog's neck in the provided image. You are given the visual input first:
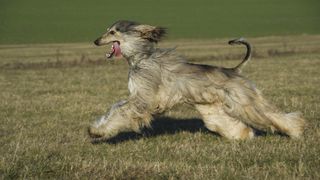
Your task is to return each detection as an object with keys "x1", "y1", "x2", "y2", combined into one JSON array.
[
  {"x1": 121, "y1": 38, "x2": 156, "y2": 67},
  {"x1": 124, "y1": 53, "x2": 151, "y2": 68}
]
